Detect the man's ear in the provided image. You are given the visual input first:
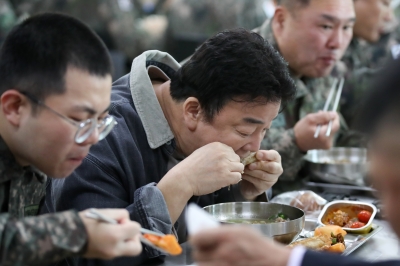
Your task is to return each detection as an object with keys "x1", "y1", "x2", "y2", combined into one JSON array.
[
  {"x1": 273, "y1": 6, "x2": 288, "y2": 32},
  {"x1": 182, "y1": 97, "x2": 203, "y2": 131},
  {"x1": 1, "y1": 90, "x2": 29, "y2": 127}
]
